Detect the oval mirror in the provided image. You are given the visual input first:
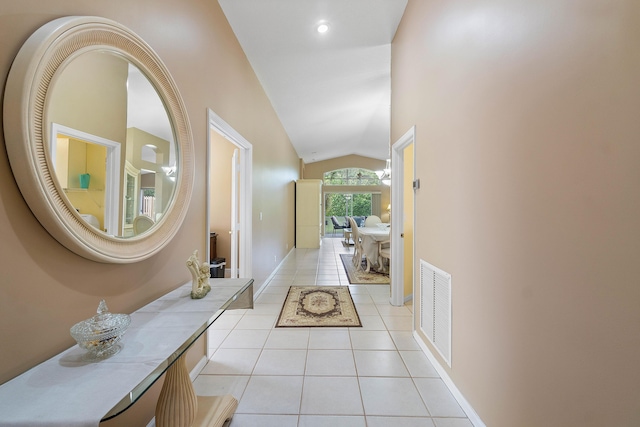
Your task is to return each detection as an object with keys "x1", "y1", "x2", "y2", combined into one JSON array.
[{"x1": 3, "y1": 16, "x2": 194, "y2": 263}]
